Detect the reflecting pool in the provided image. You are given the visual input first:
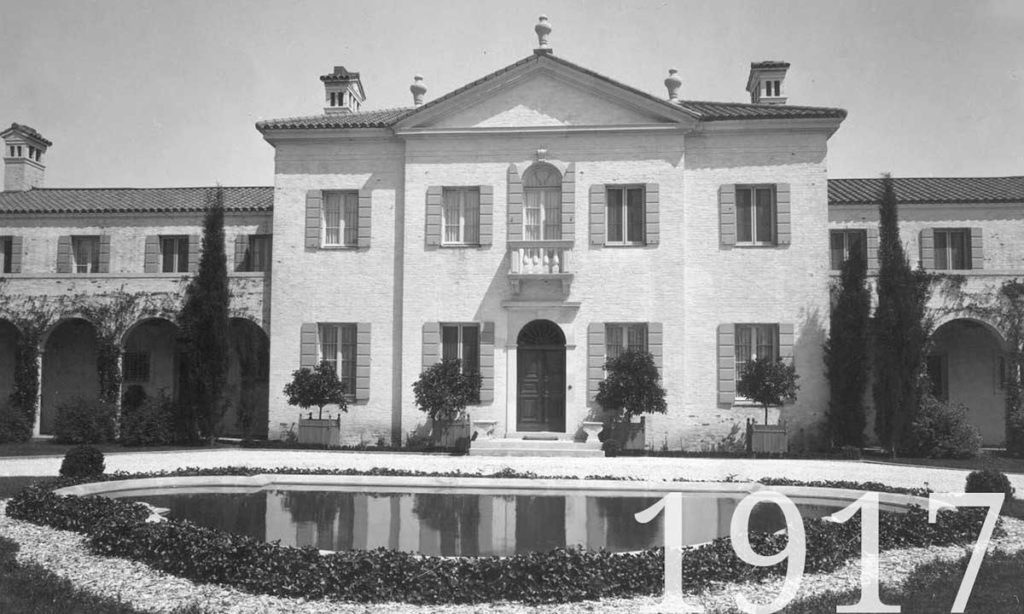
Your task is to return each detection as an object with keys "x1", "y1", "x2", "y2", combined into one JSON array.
[{"x1": 118, "y1": 489, "x2": 848, "y2": 556}]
